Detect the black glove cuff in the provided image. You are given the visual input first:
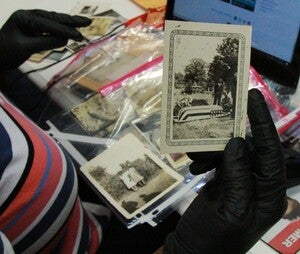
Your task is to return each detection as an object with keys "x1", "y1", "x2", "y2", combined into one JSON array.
[{"x1": 164, "y1": 232, "x2": 199, "y2": 254}]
